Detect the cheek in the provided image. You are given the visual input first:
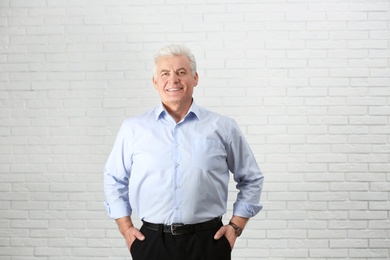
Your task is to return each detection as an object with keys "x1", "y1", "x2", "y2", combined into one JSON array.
[{"x1": 154, "y1": 79, "x2": 165, "y2": 89}]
